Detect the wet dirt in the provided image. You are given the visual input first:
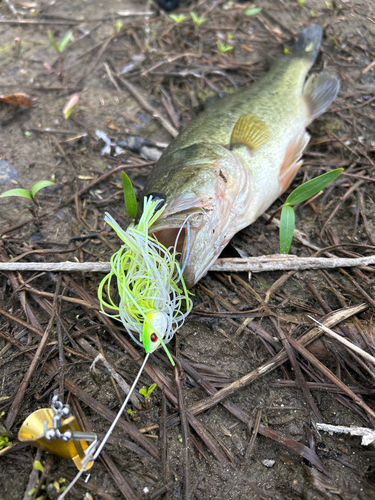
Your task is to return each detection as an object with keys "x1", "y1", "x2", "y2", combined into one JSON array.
[{"x1": 1, "y1": 0, "x2": 375, "y2": 499}]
